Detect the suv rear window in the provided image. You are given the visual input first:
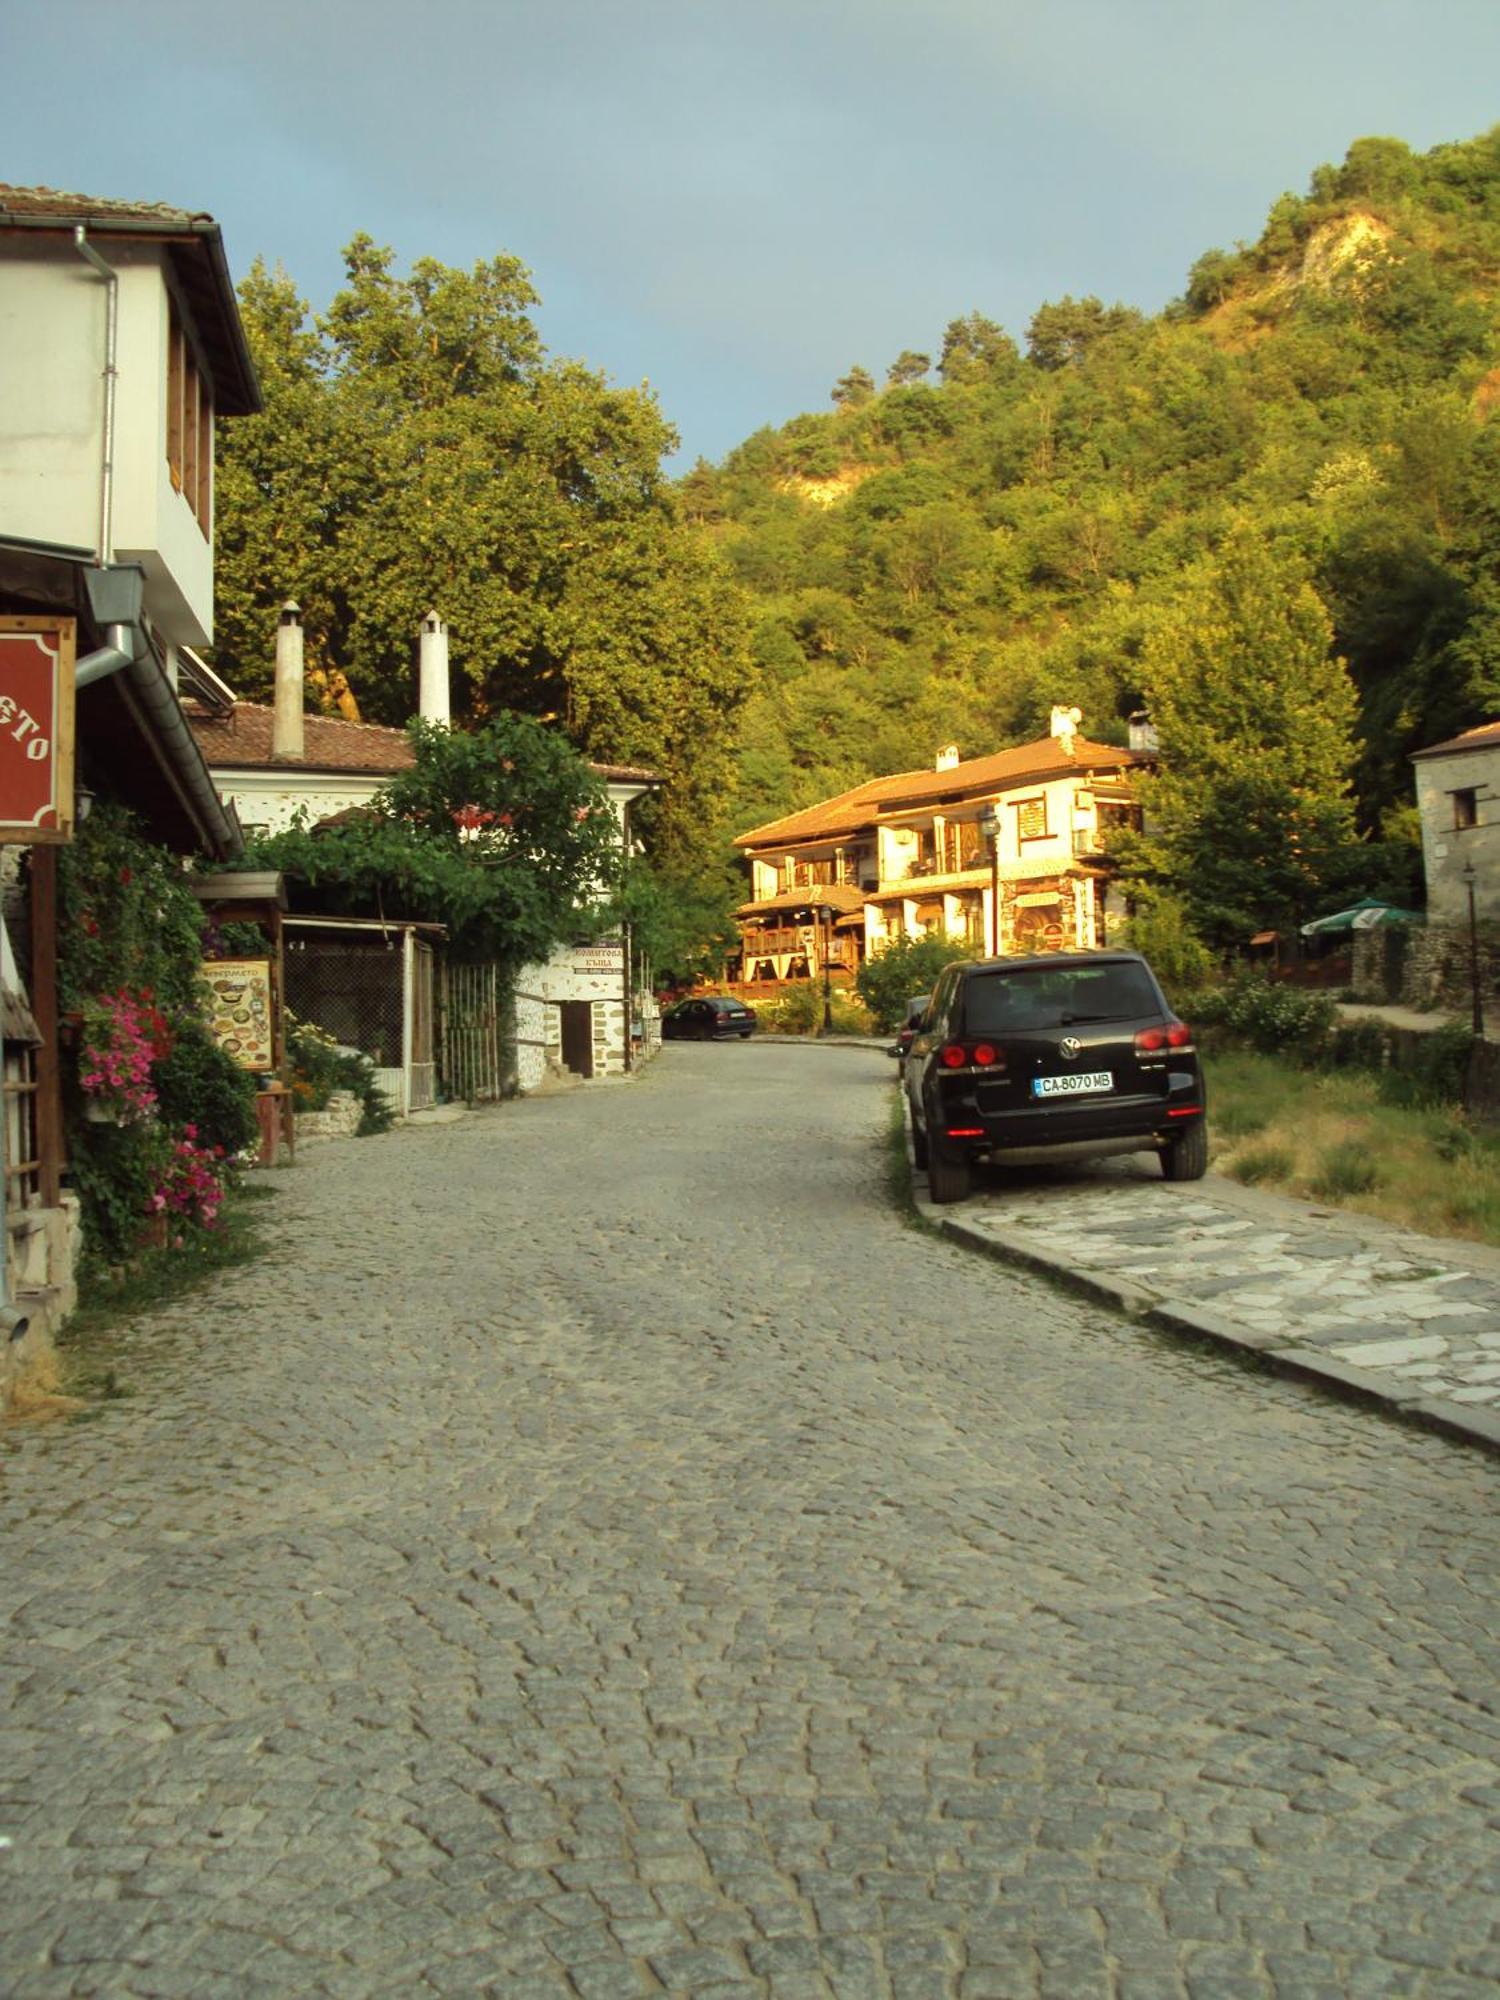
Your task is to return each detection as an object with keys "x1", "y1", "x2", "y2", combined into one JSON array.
[{"x1": 963, "y1": 961, "x2": 1159, "y2": 1033}]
